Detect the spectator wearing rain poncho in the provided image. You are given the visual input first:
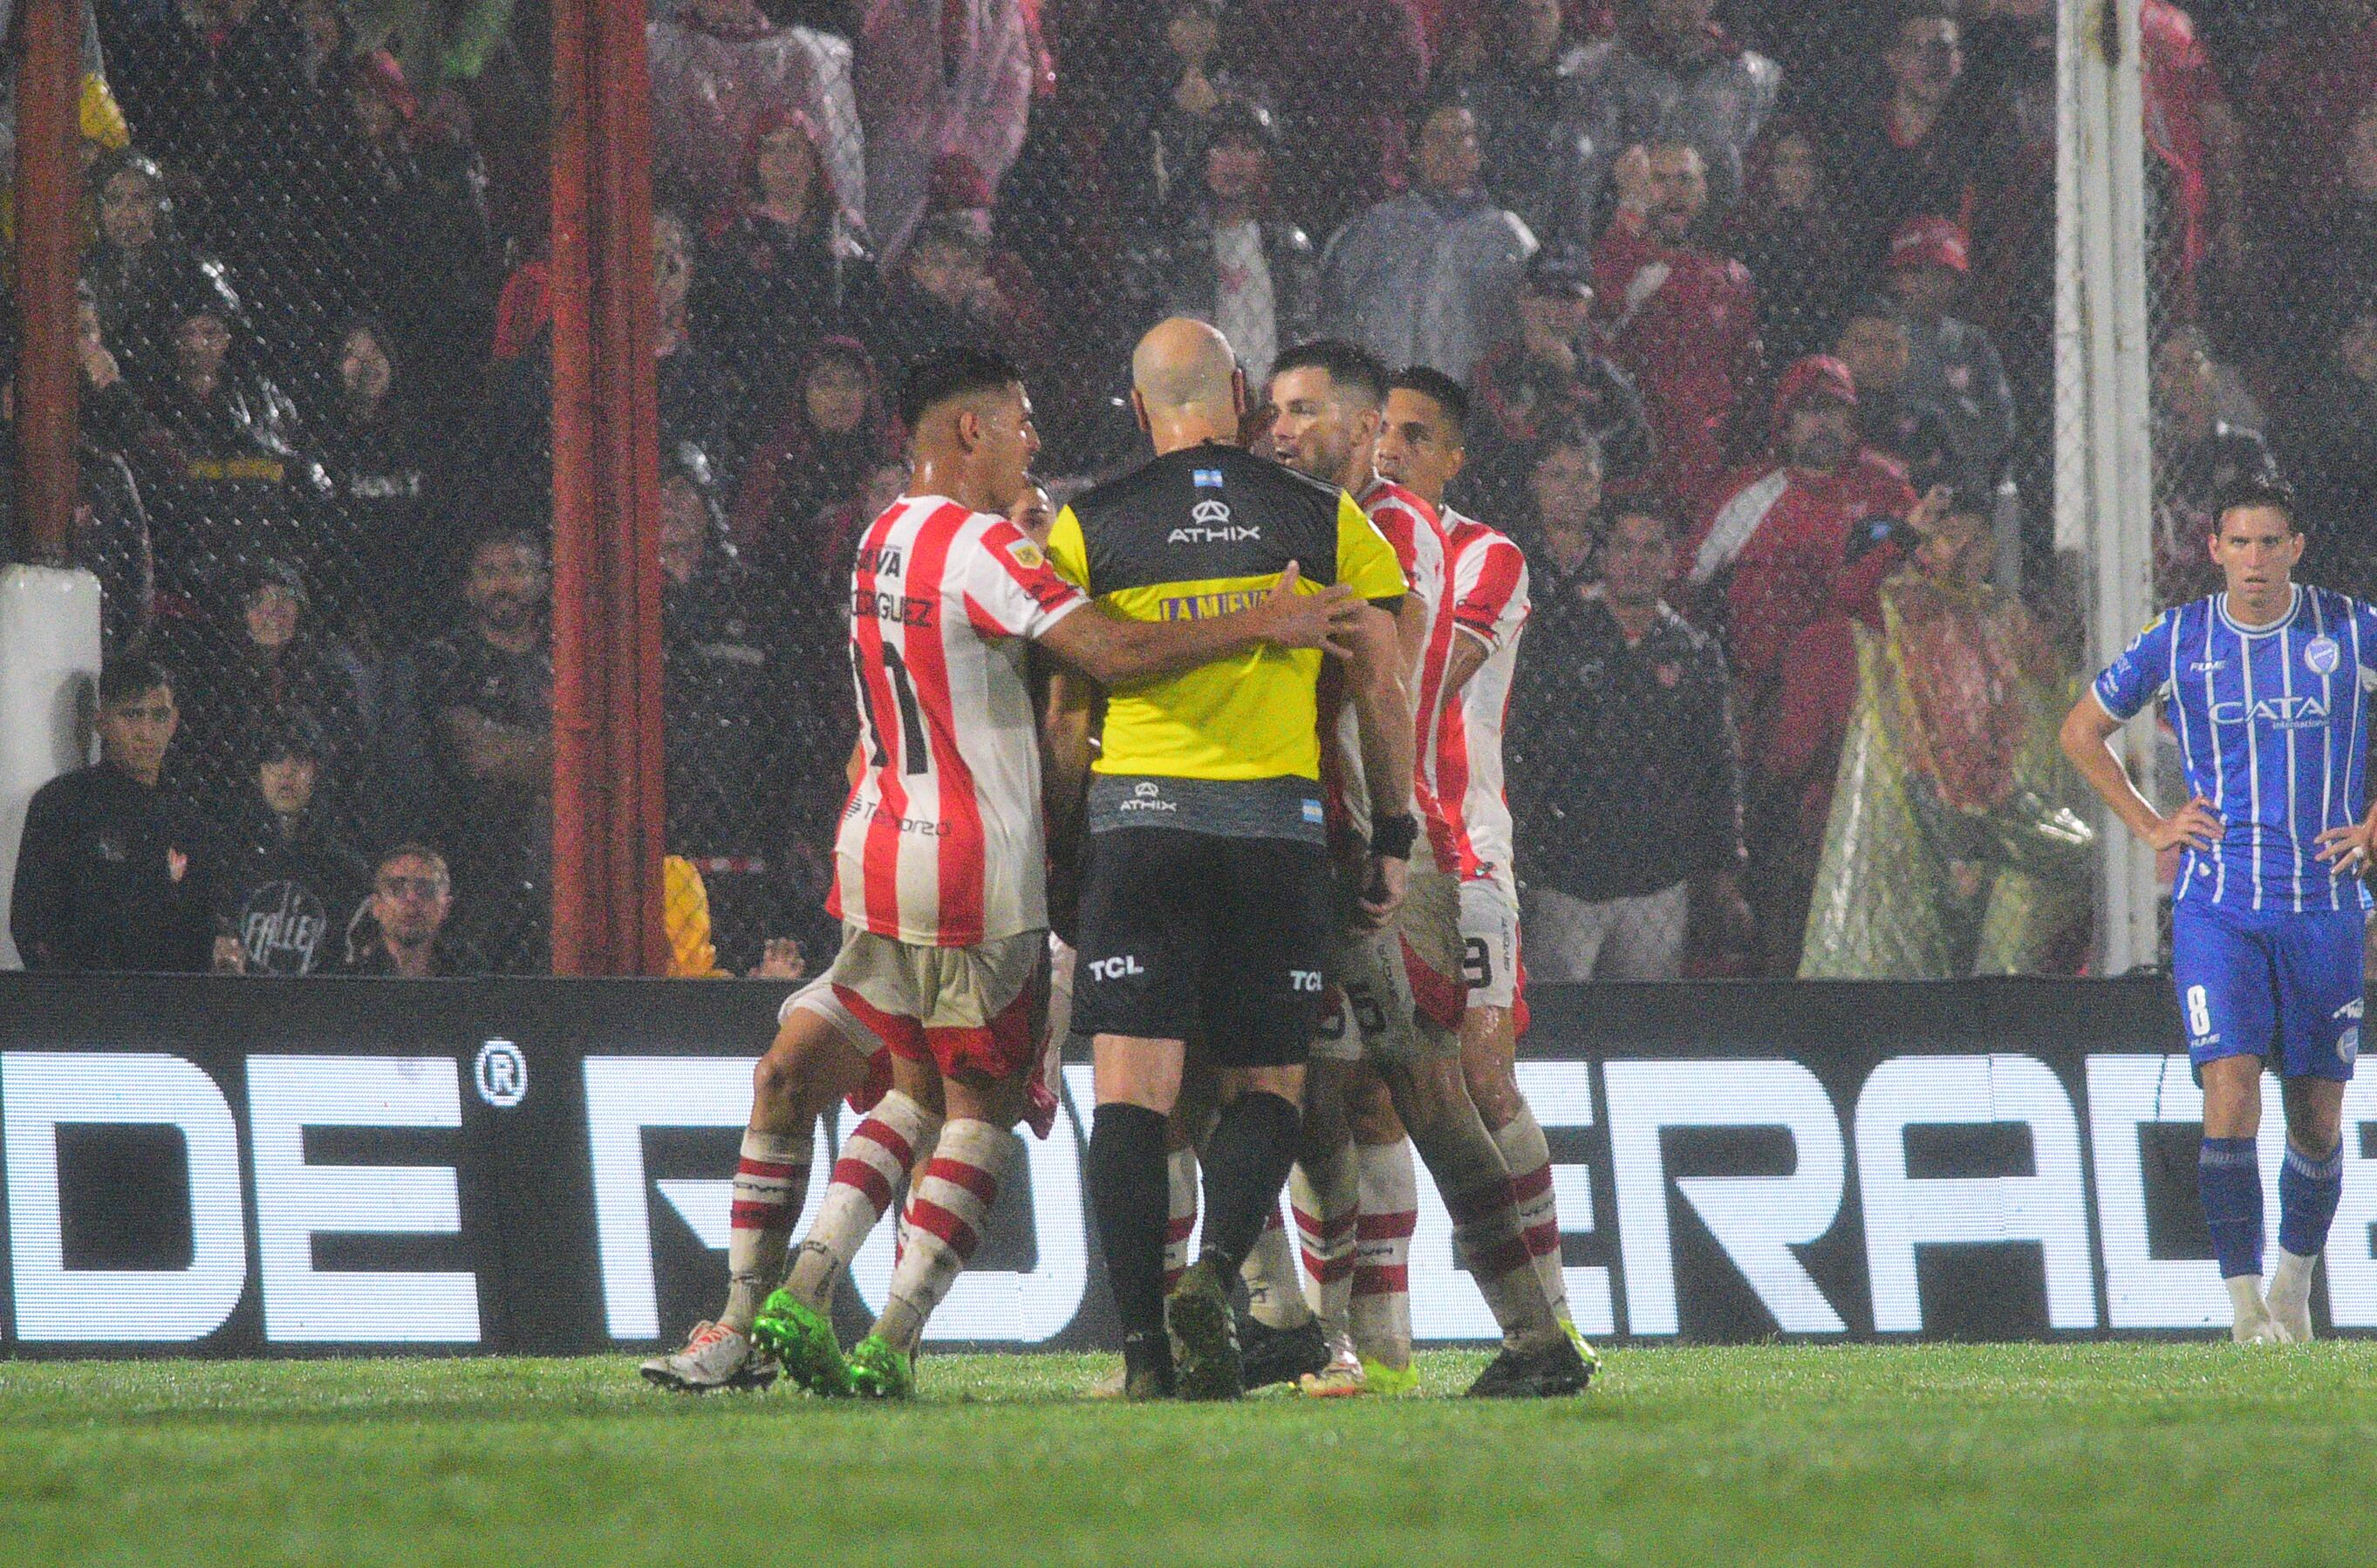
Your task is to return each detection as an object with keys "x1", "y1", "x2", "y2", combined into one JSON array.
[{"x1": 1794, "y1": 492, "x2": 2092, "y2": 978}]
